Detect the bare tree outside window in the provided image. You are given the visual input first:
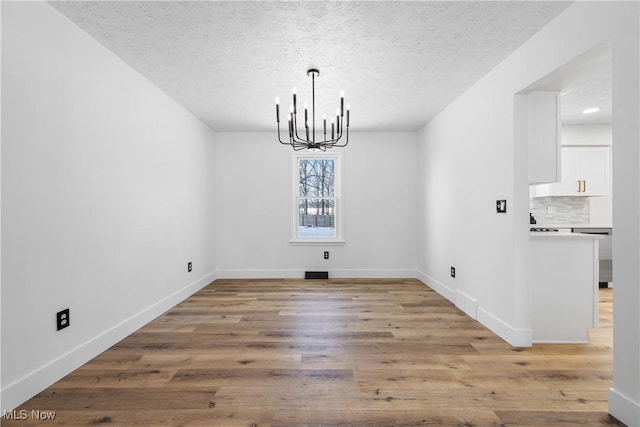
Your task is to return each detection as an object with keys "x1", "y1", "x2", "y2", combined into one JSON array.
[{"x1": 298, "y1": 158, "x2": 336, "y2": 238}]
